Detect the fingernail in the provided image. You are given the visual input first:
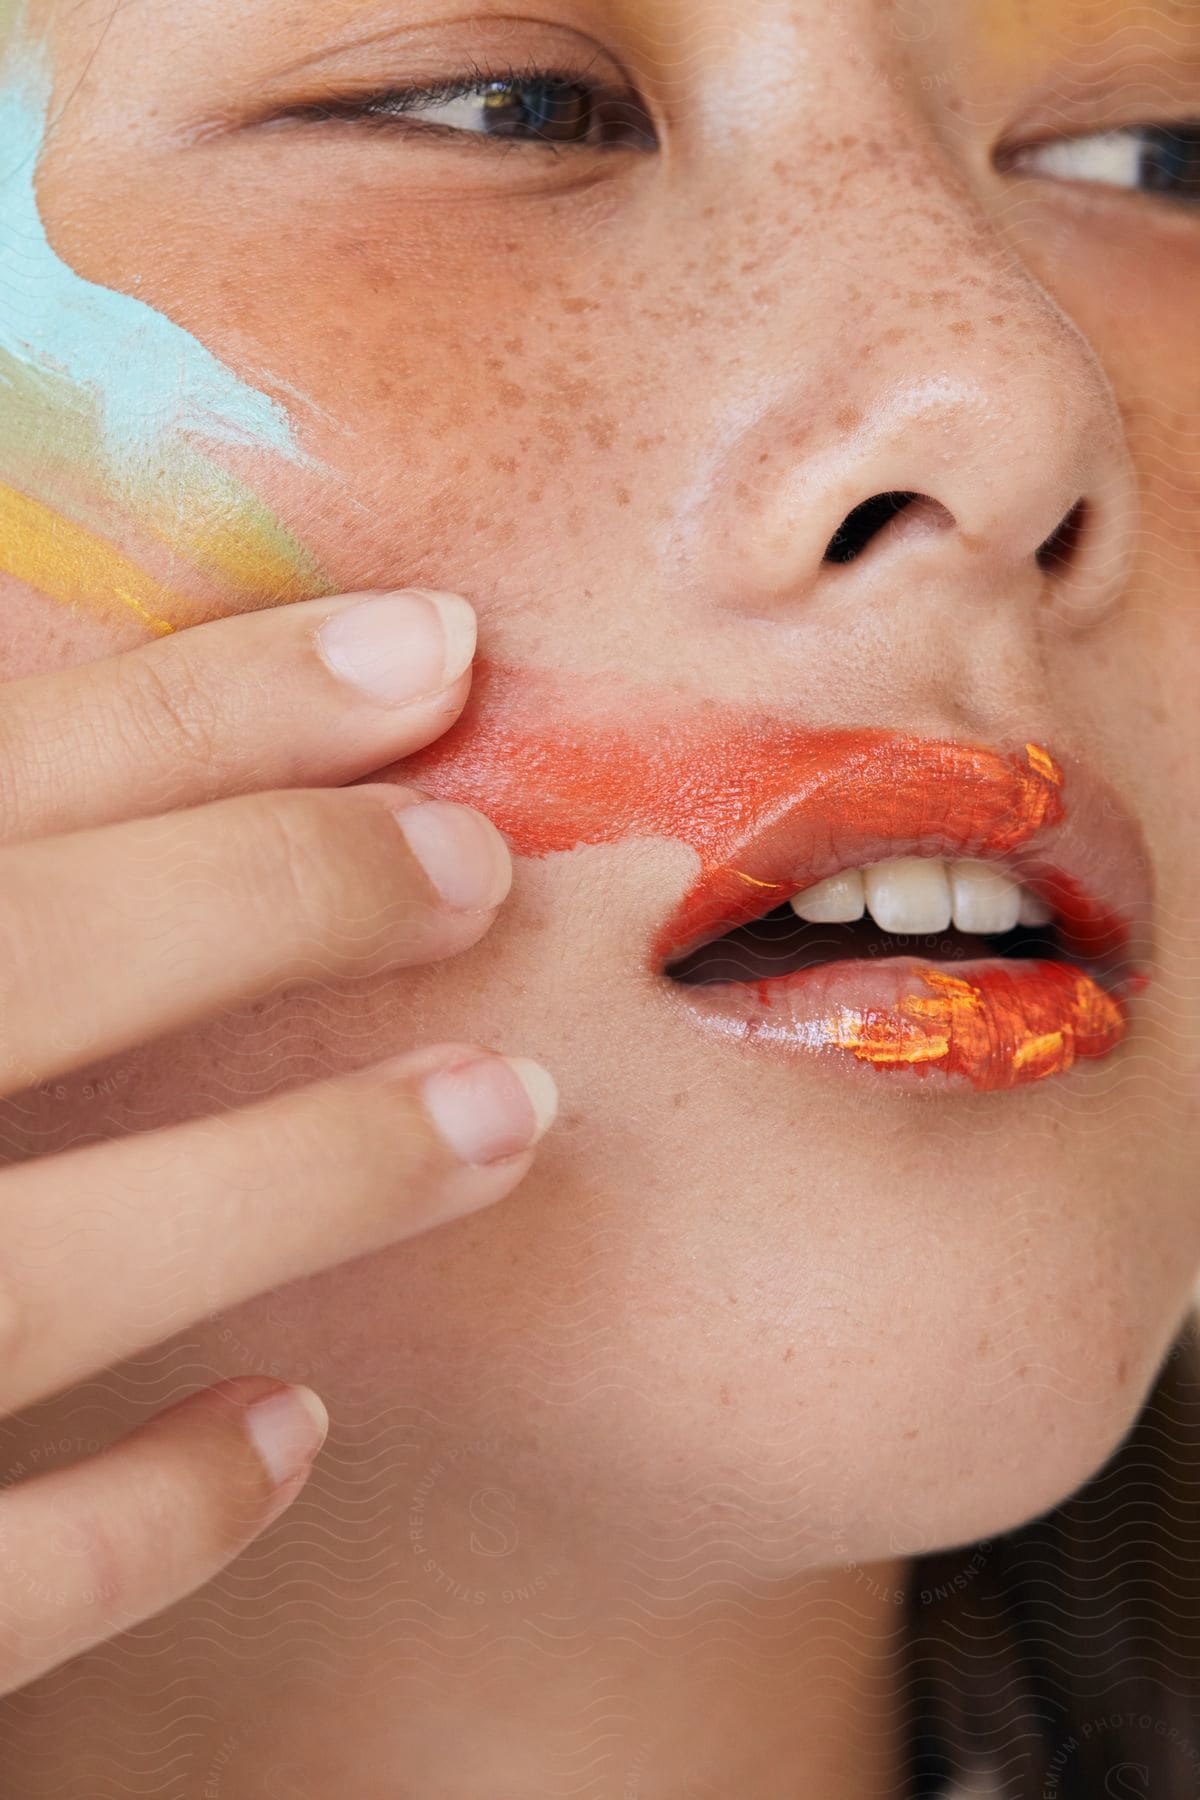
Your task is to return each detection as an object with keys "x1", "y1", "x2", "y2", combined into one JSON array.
[
  {"x1": 395, "y1": 800, "x2": 513, "y2": 911},
  {"x1": 422, "y1": 1054, "x2": 559, "y2": 1166},
  {"x1": 244, "y1": 1385, "x2": 329, "y2": 1487},
  {"x1": 316, "y1": 590, "x2": 476, "y2": 705}
]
